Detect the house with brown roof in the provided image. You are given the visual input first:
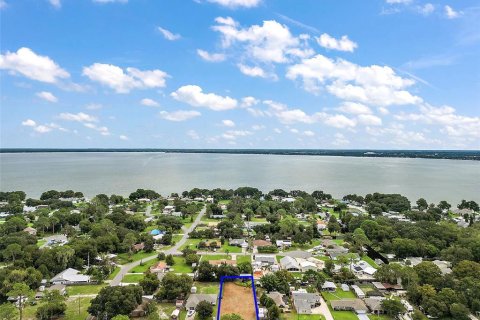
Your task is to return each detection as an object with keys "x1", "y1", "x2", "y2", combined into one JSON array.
[
  {"x1": 253, "y1": 239, "x2": 272, "y2": 247},
  {"x1": 150, "y1": 261, "x2": 169, "y2": 273},
  {"x1": 132, "y1": 243, "x2": 145, "y2": 252},
  {"x1": 23, "y1": 227, "x2": 37, "y2": 236}
]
